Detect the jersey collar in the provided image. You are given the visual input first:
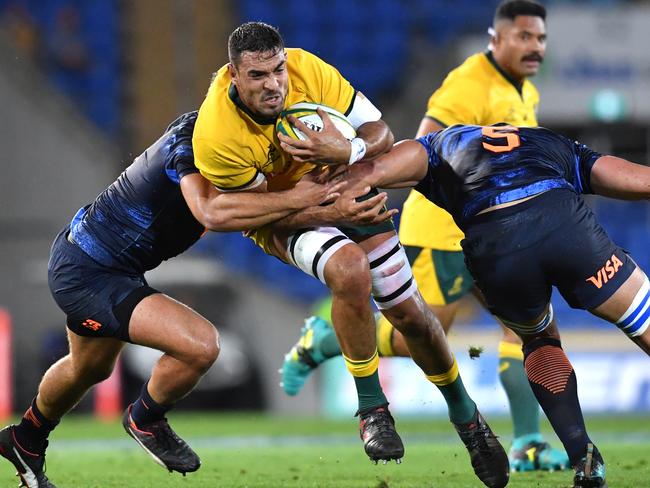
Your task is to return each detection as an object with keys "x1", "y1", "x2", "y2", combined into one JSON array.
[
  {"x1": 228, "y1": 83, "x2": 277, "y2": 125},
  {"x1": 484, "y1": 51, "x2": 524, "y2": 96}
]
